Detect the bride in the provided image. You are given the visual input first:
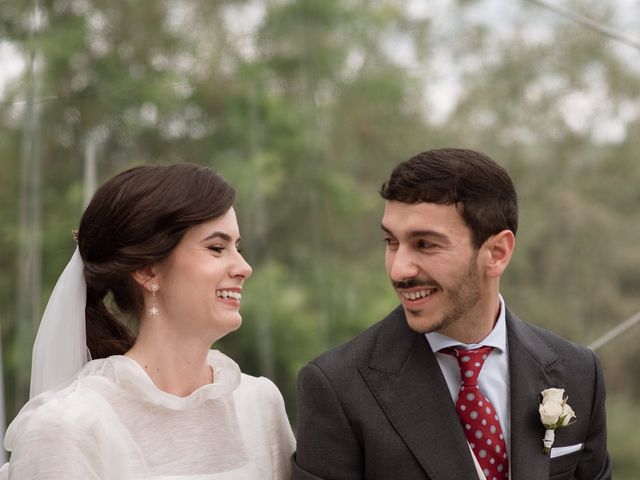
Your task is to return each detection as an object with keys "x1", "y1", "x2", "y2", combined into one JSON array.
[{"x1": 1, "y1": 164, "x2": 295, "y2": 479}]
